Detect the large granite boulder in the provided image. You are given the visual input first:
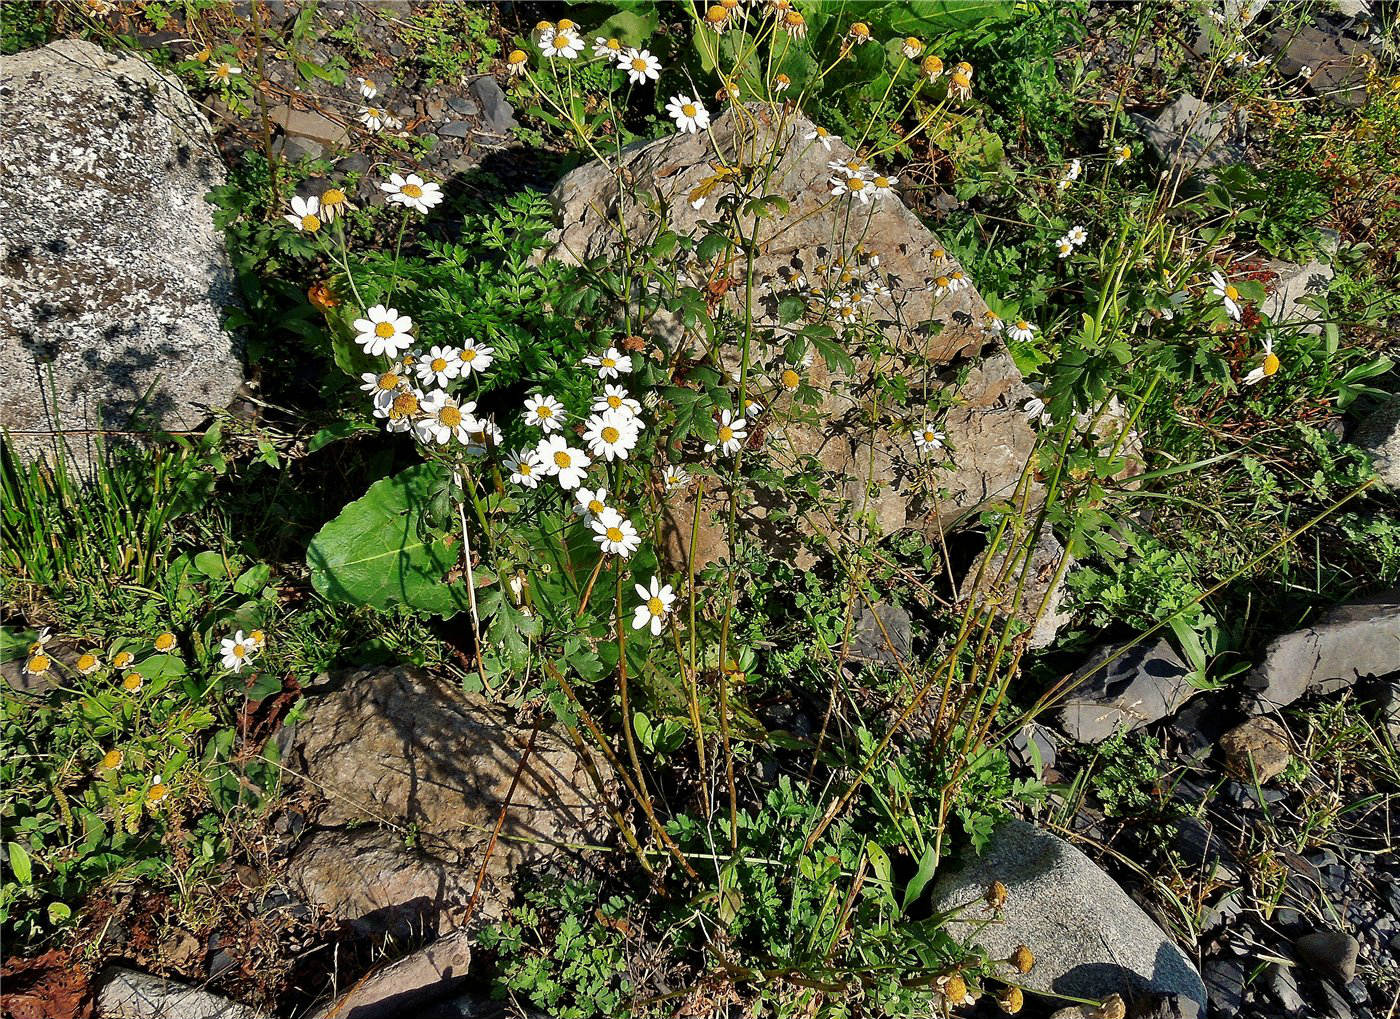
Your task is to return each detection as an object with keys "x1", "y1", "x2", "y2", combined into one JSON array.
[
  {"x1": 543, "y1": 107, "x2": 1039, "y2": 565},
  {"x1": 285, "y1": 667, "x2": 613, "y2": 926},
  {"x1": 1245, "y1": 591, "x2": 1400, "y2": 710},
  {"x1": 0, "y1": 39, "x2": 241, "y2": 473},
  {"x1": 931, "y1": 820, "x2": 1206, "y2": 1016}
]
